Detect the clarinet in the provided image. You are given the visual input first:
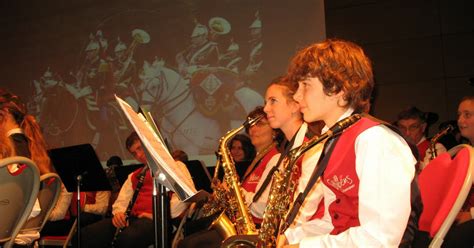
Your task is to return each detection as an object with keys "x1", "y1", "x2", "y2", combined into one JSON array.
[{"x1": 111, "y1": 167, "x2": 148, "y2": 247}]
